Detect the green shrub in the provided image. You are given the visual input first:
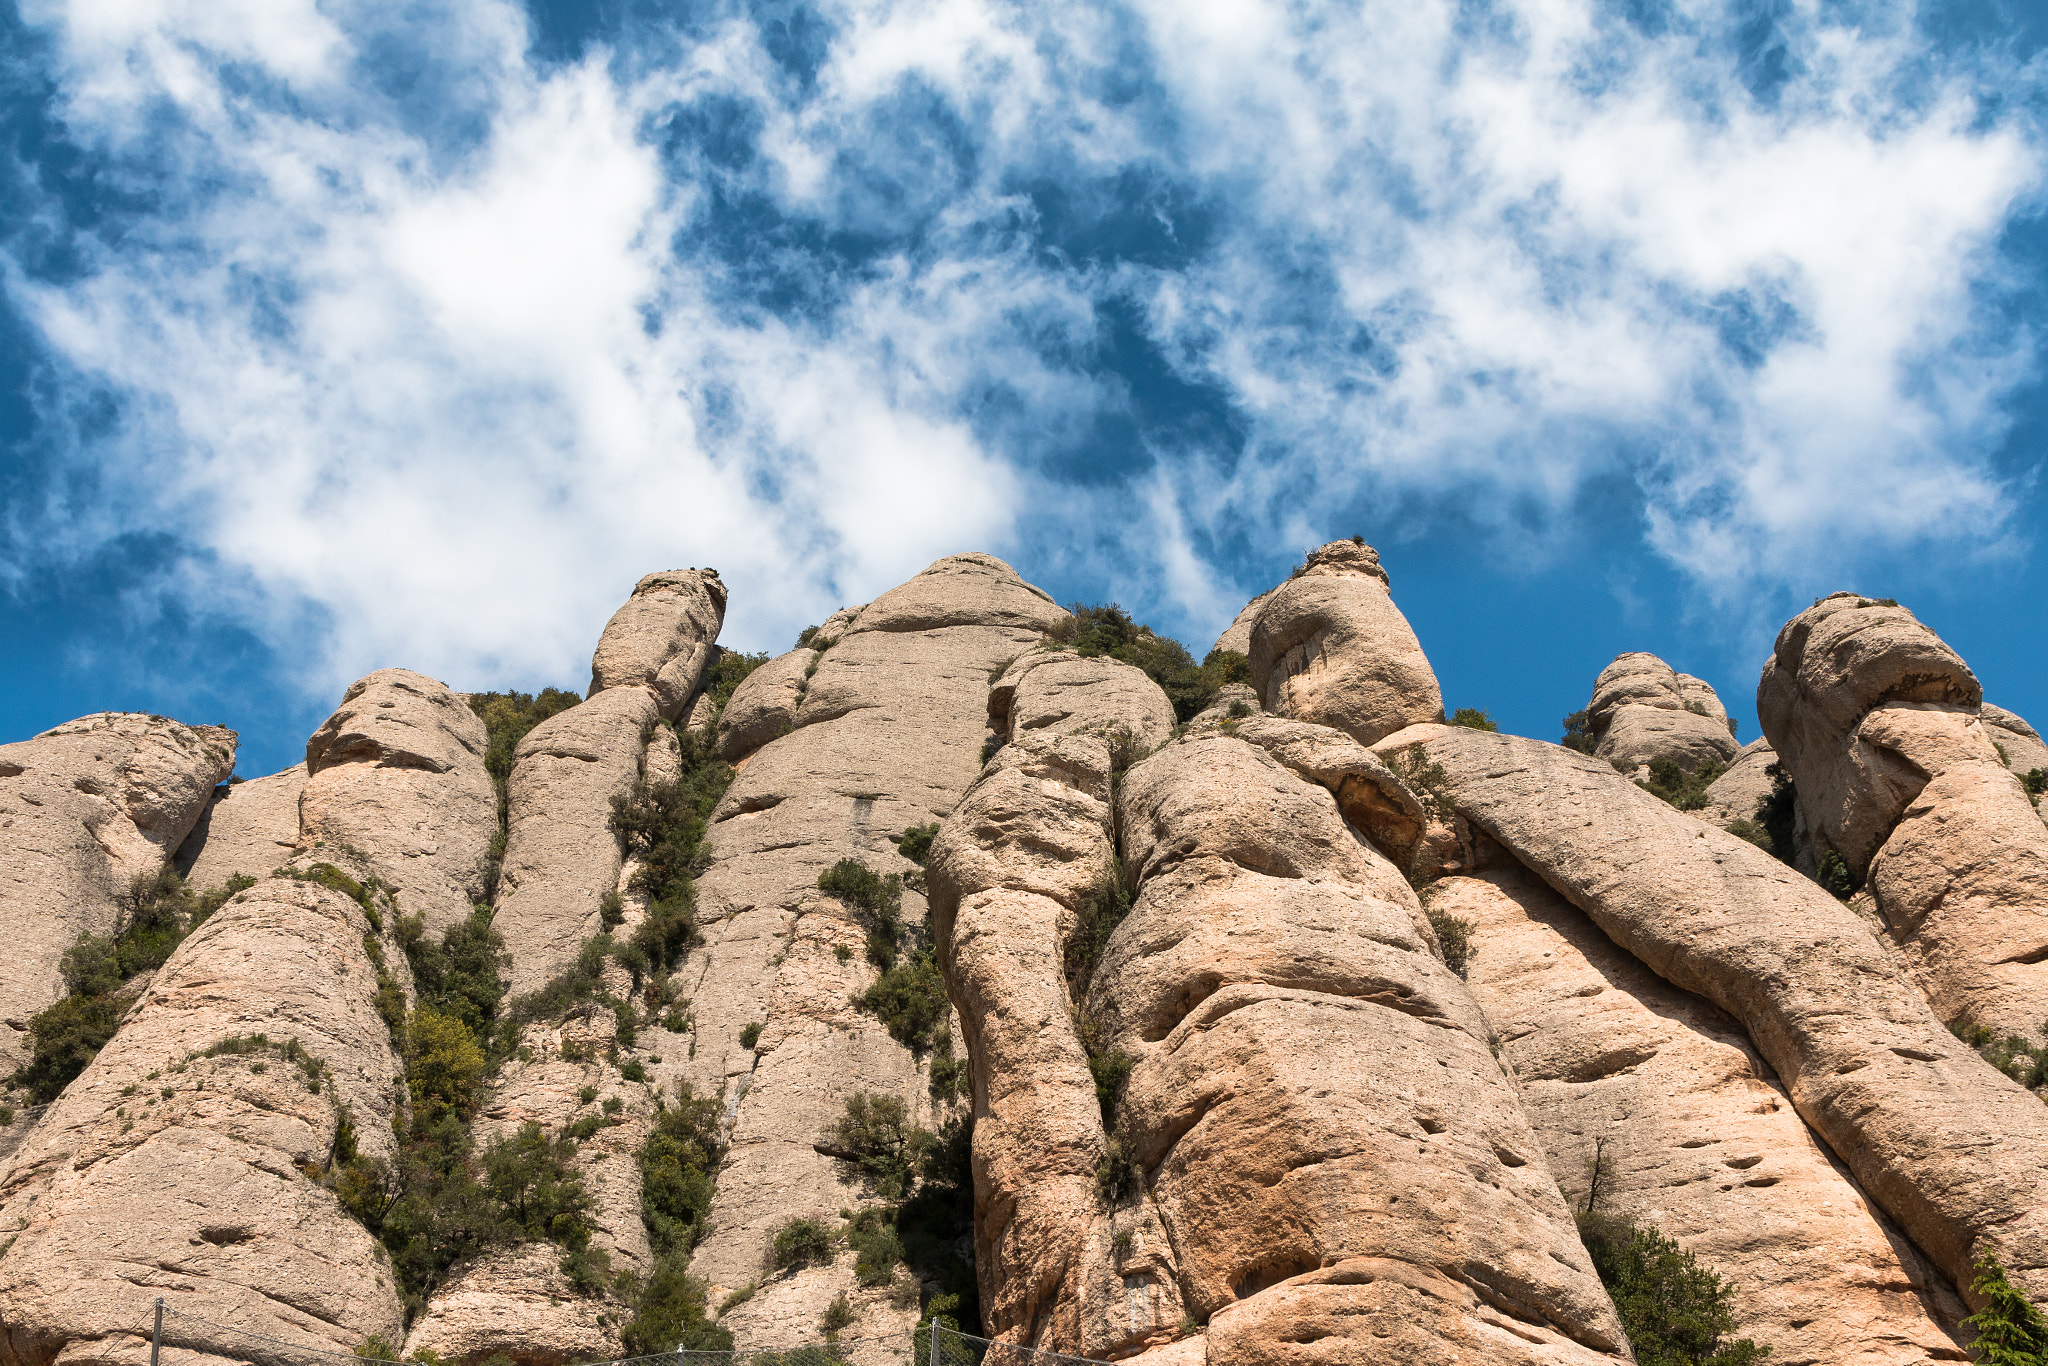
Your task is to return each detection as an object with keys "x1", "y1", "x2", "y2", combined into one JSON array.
[
  {"x1": 860, "y1": 952, "x2": 948, "y2": 1051},
  {"x1": 1063, "y1": 868, "x2": 1133, "y2": 998},
  {"x1": 1561, "y1": 710, "x2": 1597, "y2": 754},
  {"x1": 354, "y1": 1336, "x2": 400, "y2": 1360},
  {"x1": 1816, "y1": 850, "x2": 1859, "y2": 900},
  {"x1": 819, "y1": 859, "x2": 904, "y2": 967},
  {"x1": 406, "y1": 1010, "x2": 487, "y2": 1127},
  {"x1": 1425, "y1": 901, "x2": 1476, "y2": 977},
  {"x1": 819, "y1": 1095, "x2": 979, "y2": 1330},
  {"x1": 1094, "y1": 1131, "x2": 1142, "y2": 1204},
  {"x1": 740, "y1": 1022, "x2": 763, "y2": 1050},
  {"x1": 895, "y1": 823, "x2": 940, "y2": 866},
  {"x1": 1757, "y1": 764, "x2": 1797, "y2": 865},
  {"x1": 1636, "y1": 758, "x2": 1726, "y2": 812},
  {"x1": 466, "y1": 688, "x2": 581, "y2": 894},
  {"x1": 845, "y1": 1204, "x2": 905, "y2": 1285},
  {"x1": 1577, "y1": 1211, "x2": 1767, "y2": 1365},
  {"x1": 619, "y1": 1060, "x2": 648, "y2": 1083},
  {"x1": 1450, "y1": 707, "x2": 1498, "y2": 732},
  {"x1": 2025, "y1": 769, "x2": 2047, "y2": 810},
  {"x1": 1962, "y1": 1250, "x2": 2048, "y2": 1364},
  {"x1": 820, "y1": 1290, "x2": 857, "y2": 1334},
  {"x1": 619, "y1": 1252, "x2": 733, "y2": 1354},
  {"x1": 702, "y1": 649, "x2": 771, "y2": 724},
  {"x1": 640, "y1": 1083, "x2": 722, "y2": 1257},
  {"x1": 397, "y1": 907, "x2": 507, "y2": 1039},
  {"x1": 1043, "y1": 604, "x2": 1247, "y2": 722},
  {"x1": 483, "y1": 1121, "x2": 594, "y2": 1246},
  {"x1": 825, "y1": 1092, "x2": 920, "y2": 1198},
  {"x1": 769, "y1": 1216, "x2": 837, "y2": 1271},
  {"x1": 1951, "y1": 1020, "x2": 2048, "y2": 1095}
]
